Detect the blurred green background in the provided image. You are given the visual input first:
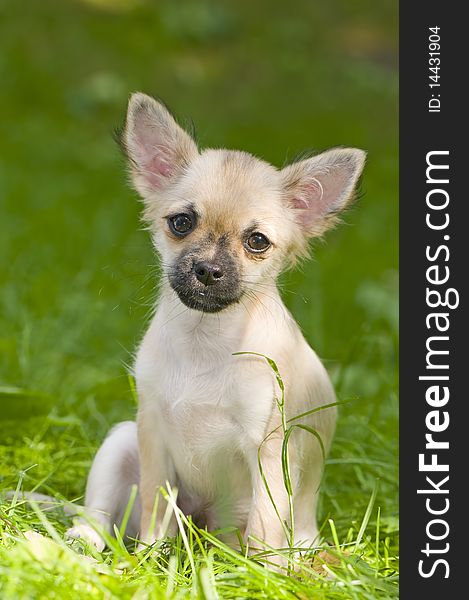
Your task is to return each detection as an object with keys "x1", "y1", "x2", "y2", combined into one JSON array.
[{"x1": 0, "y1": 0, "x2": 397, "y2": 534}]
